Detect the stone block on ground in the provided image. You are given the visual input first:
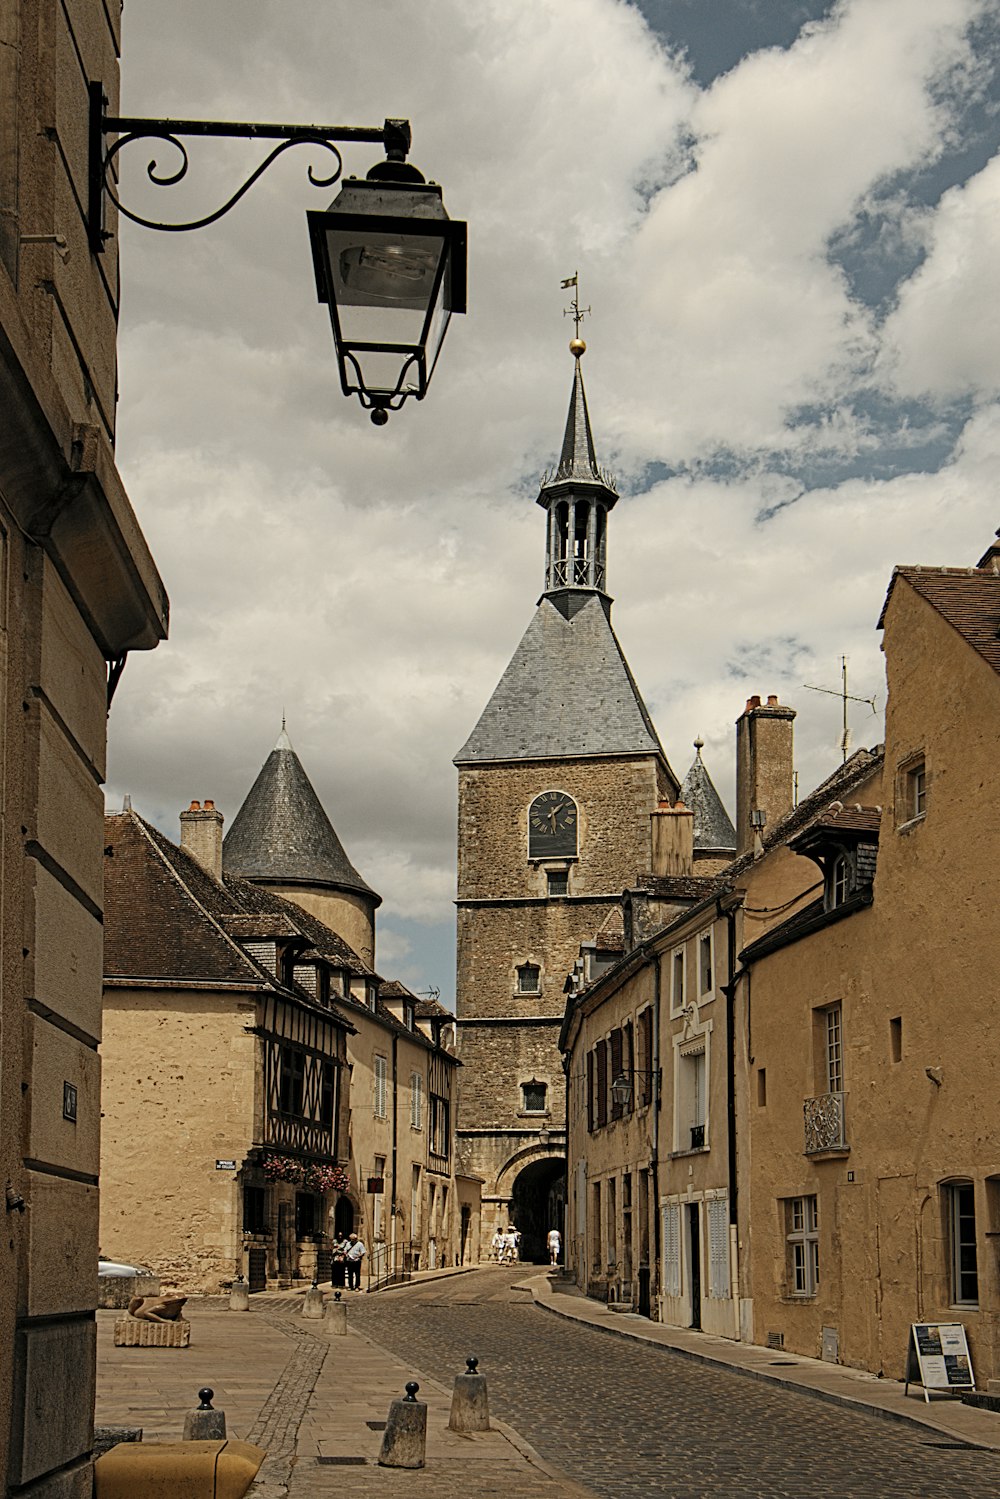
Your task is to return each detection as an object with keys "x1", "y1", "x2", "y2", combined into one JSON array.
[
  {"x1": 94, "y1": 1439, "x2": 264, "y2": 1499},
  {"x1": 113, "y1": 1317, "x2": 190, "y2": 1348},
  {"x1": 98, "y1": 1273, "x2": 160, "y2": 1310}
]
